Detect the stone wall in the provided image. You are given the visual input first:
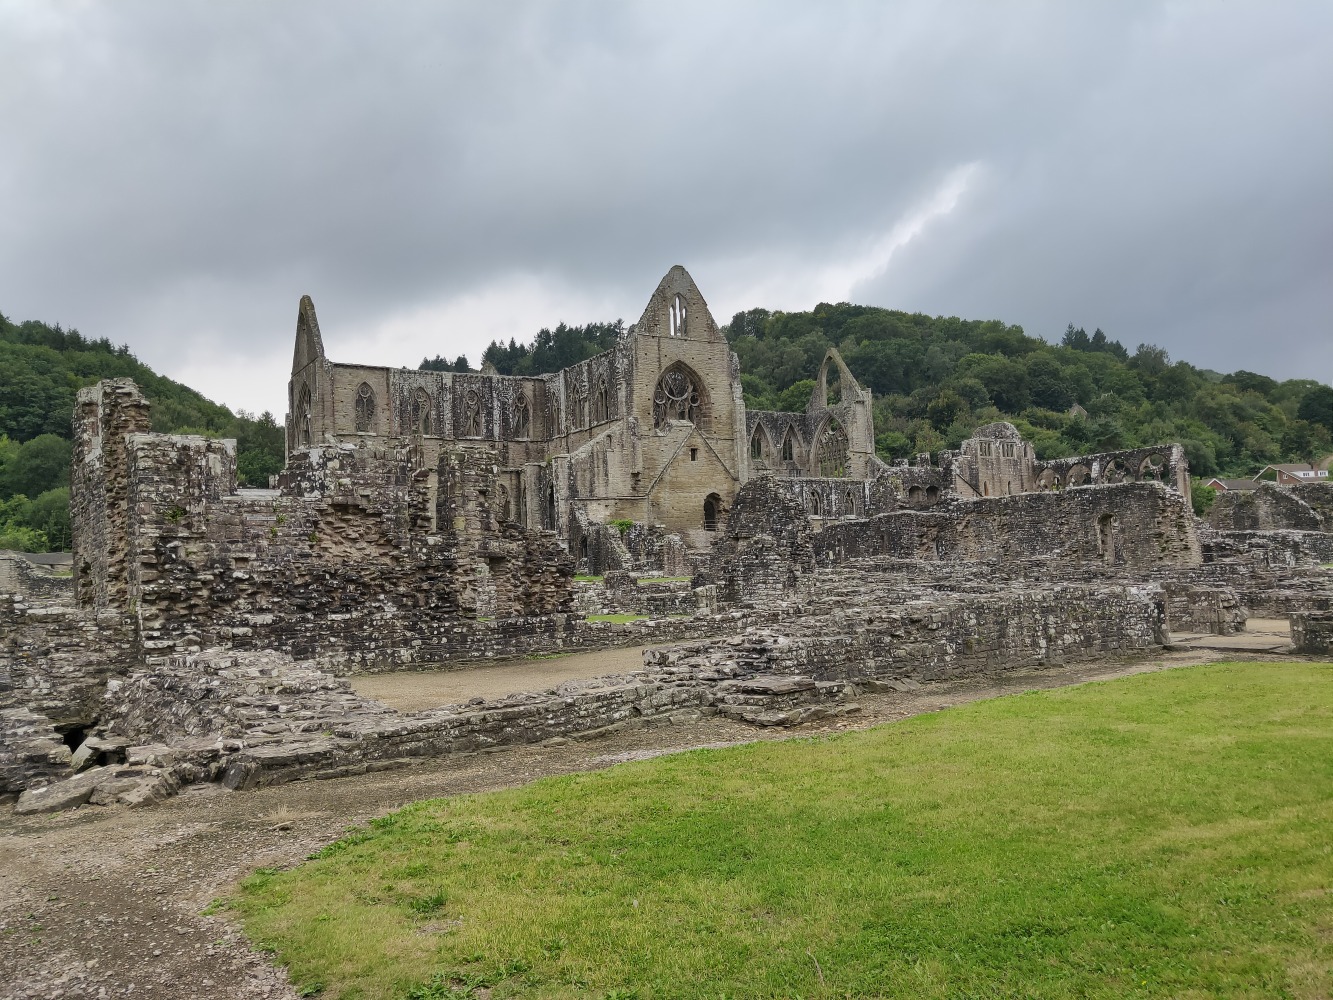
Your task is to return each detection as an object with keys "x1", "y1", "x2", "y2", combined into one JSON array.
[
  {"x1": 1201, "y1": 528, "x2": 1333, "y2": 568},
  {"x1": 0, "y1": 595, "x2": 136, "y2": 730},
  {"x1": 0, "y1": 553, "x2": 73, "y2": 602},
  {"x1": 813, "y1": 482, "x2": 1201, "y2": 569},
  {"x1": 1291, "y1": 612, "x2": 1333, "y2": 654},
  {"x1": 71, "y1": 379, "x2": 152, "y2": 609},
  {"x1": 1208, "y1": 483, "x2": 1328, "y2": 532},
  {"x1": 711, "y1": 476, "x2": 816, "y2": 605}
]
